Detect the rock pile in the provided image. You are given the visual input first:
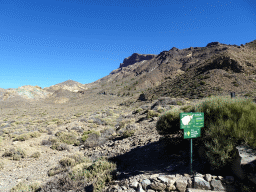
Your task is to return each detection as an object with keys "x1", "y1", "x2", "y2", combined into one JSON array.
[{"x1": 104, "y1": 172, "x2": 238, "y2": 192}]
